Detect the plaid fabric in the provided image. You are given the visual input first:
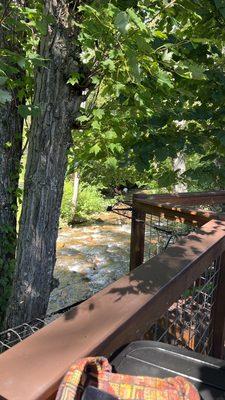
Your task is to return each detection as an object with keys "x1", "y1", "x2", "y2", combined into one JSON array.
[{"x1": 56, "y1": 357, "x2": 200, "y2": 400}]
